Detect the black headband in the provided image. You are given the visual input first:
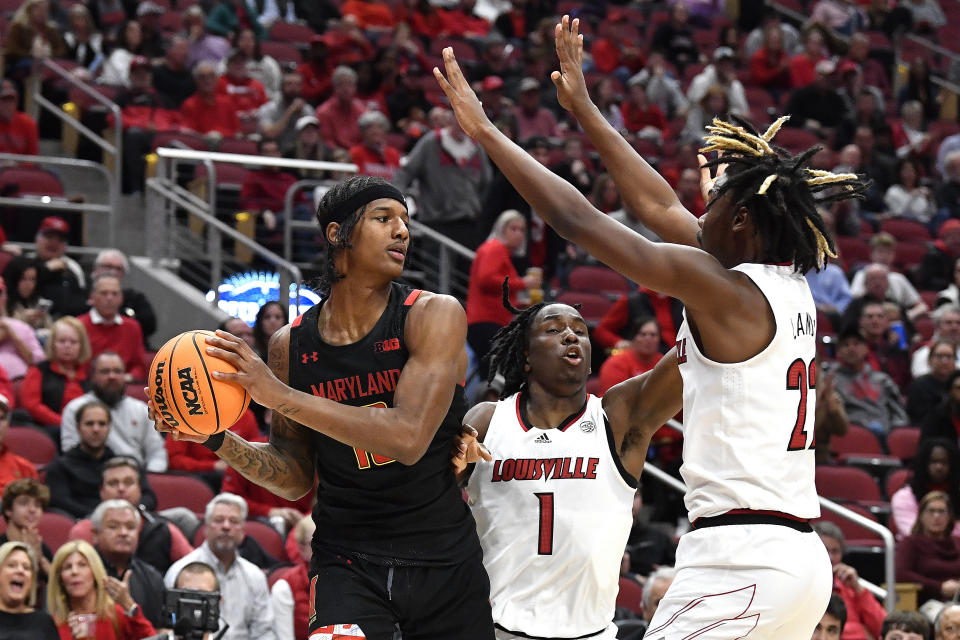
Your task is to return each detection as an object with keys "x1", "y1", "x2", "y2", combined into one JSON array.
[{"x1": 319, "y1": 183, "x2": 407, "y2": 229}]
